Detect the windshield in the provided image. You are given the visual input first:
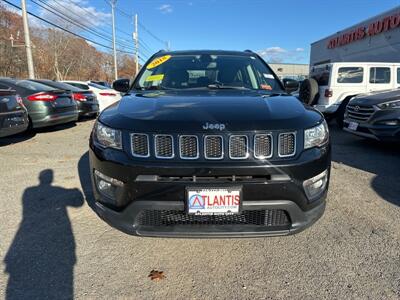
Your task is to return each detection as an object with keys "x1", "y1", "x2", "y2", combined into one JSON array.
[
  {"x1": 37, "y1": 80, "x2": 84, "y2": 92},
  {"x1": 88, "y1": 82, "x2": 109, "y2": 90},
  {"x1": 16, "y1": 80, "x2": 56, "y2": 92},
  {"x1": 135, "y1": 54, "x2": 283, "y2": 92}
]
